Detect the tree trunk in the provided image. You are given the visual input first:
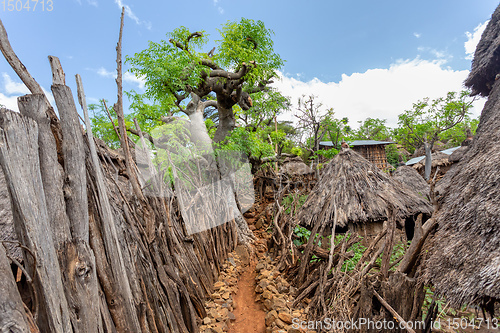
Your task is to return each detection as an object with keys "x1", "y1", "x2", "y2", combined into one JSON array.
[
  {"x1": 424, "y1": 141, "x2": 432, "y2": 181},
  {"x1": 213, "y1": 99, "x2": 236, "y2": 143},
  {"x1": 17, "y1": 94, "x2": 71, "y2": 248},
  {"x1": 181, "y1": 96, "x2": 254, "y2": 245}
]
